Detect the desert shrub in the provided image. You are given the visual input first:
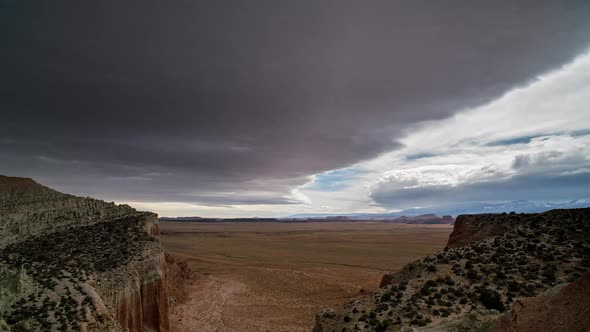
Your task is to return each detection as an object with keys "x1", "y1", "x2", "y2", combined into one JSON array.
[
  {"x1": 412, "y1": 318, "x2": 429, "y2": 327},
  {"x1": 420, "y1": 286, "x2": 431, "y2": 296},
  {"x1": 466, "y1": 269, "x2": 479, "y2": 280},
  {"x1": 507, "y1": 281, "x2": 520, "y2": 292},
  {"x1": 445, "y1": 277, "x2": 455, "y2": 286},
  {"x1": 374, "y1": 320, "x2": 390, "y2": 332},
  {"x1": 478, "y1": 288, "x2": 505, "y2": 311}
]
